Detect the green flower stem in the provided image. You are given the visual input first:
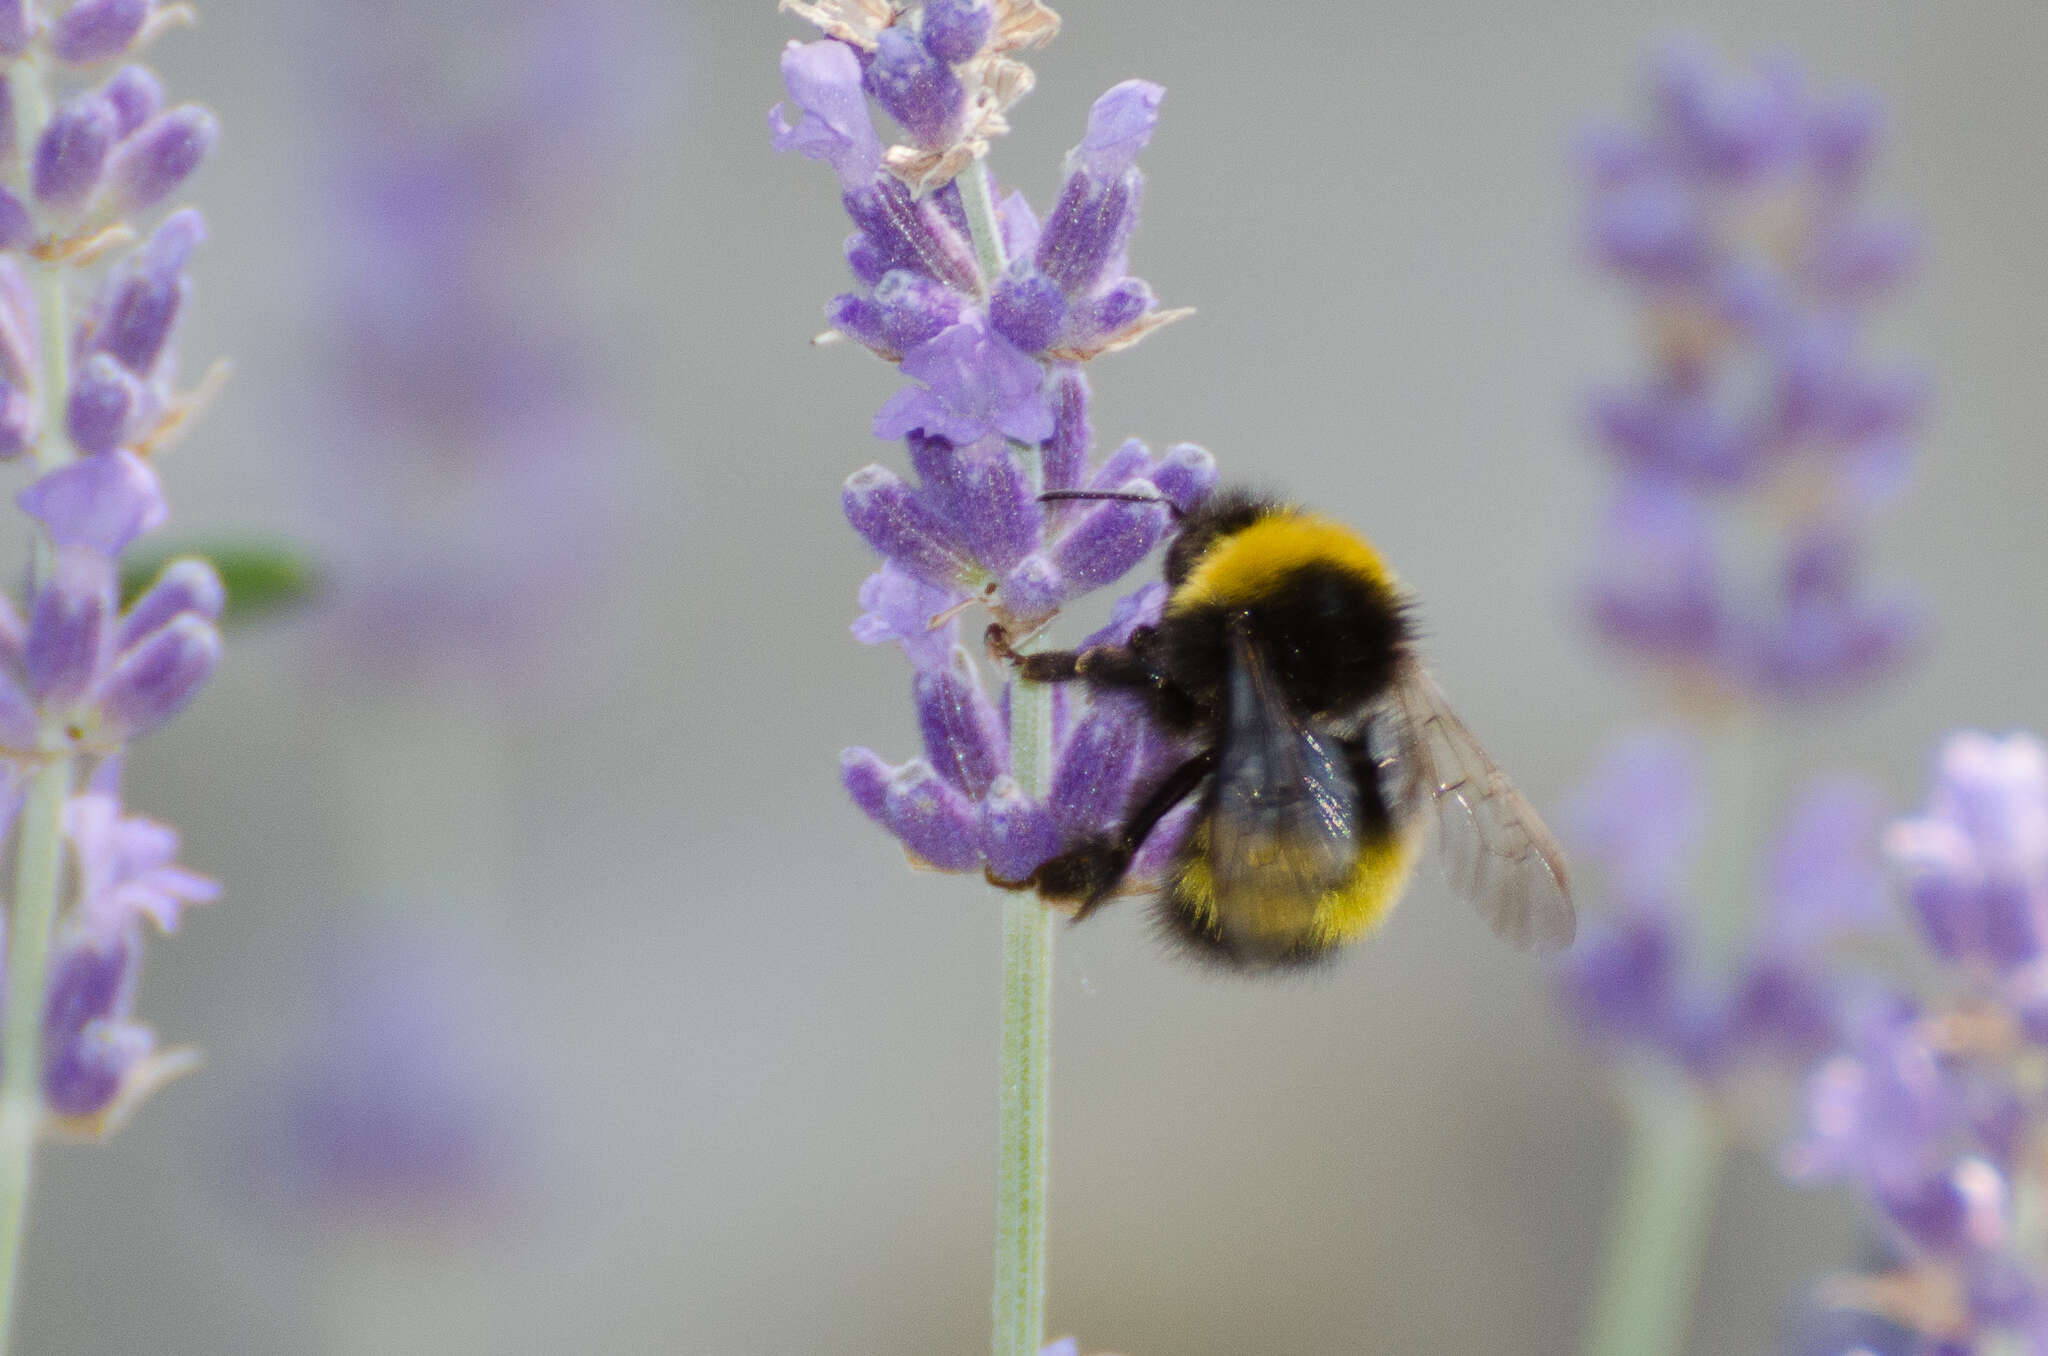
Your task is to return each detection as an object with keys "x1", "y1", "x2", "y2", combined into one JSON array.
[
  {"x1": 1582, "y1": 1072, "x2": 1723, "y2": 1356},
  {"x1": 0, "y1": 756, "x2": 75, "y2": 1356},
  {"x1": 0, "y1": 54, "x2": 85, "y2": 1348},
  {"x1": 1581, "y1": 719, "x2": 1771, "y2": 1356},
  {"x1": 956, "y1": 158, "x2": 1053, "y2": 1356},
  {"x1": 958, "y1": 159, "x2": 1007, "y2": 299}
]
